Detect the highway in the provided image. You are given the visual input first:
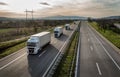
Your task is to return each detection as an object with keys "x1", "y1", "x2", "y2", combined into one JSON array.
[
  {"x1": 0, "y1": 23, "x2": 77, "y2": 77},
  {"x1": 79, "y1": 21, "x2": 120, "y2": 77}
]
